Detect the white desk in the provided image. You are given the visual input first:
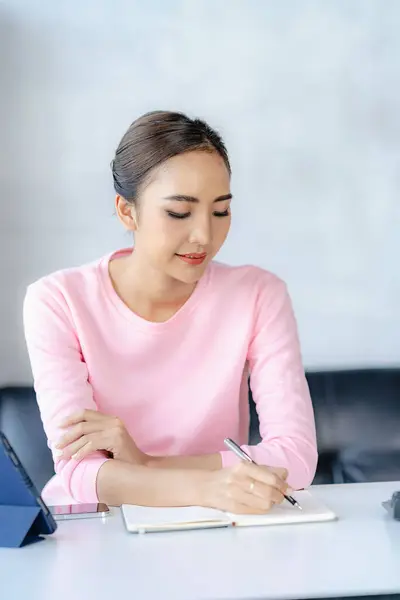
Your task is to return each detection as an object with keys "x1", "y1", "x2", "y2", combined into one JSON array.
[{"x1": 1, "y1": 481, "x2": 400, "y2": 600}]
